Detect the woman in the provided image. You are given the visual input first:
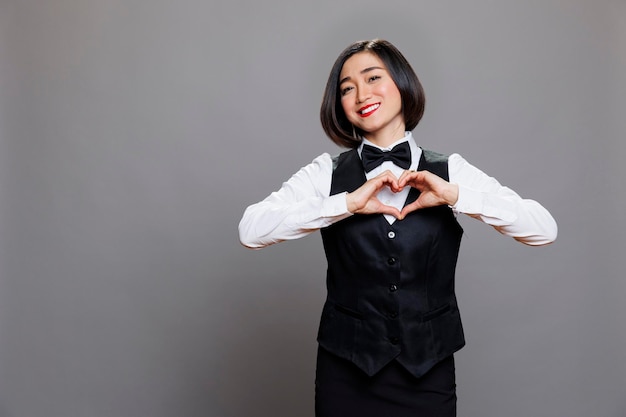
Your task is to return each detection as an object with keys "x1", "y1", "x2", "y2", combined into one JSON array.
[{"x1": 238, "y1": 39, "x2": 557, "y2": 417}]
